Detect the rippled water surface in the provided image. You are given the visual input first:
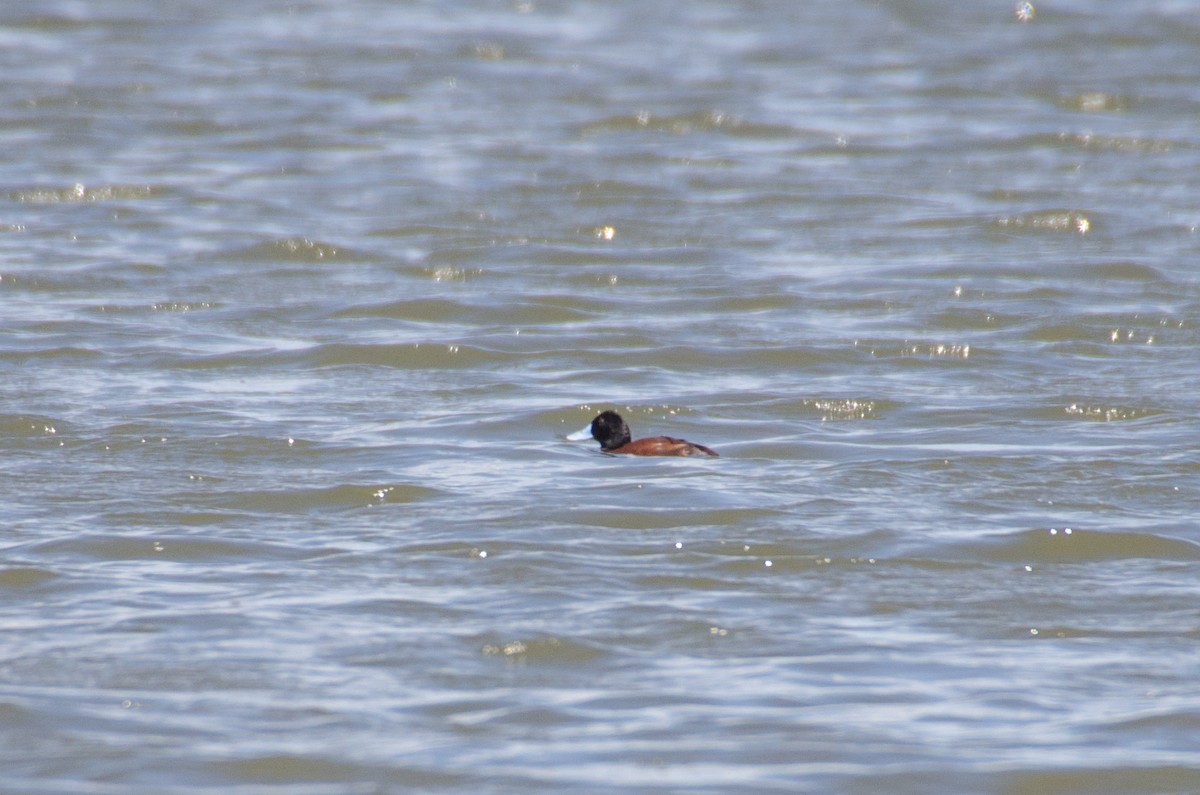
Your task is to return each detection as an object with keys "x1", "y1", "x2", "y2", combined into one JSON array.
[{"x1": 3, "y1": 1, "x2": 1200, "y2": 792}]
